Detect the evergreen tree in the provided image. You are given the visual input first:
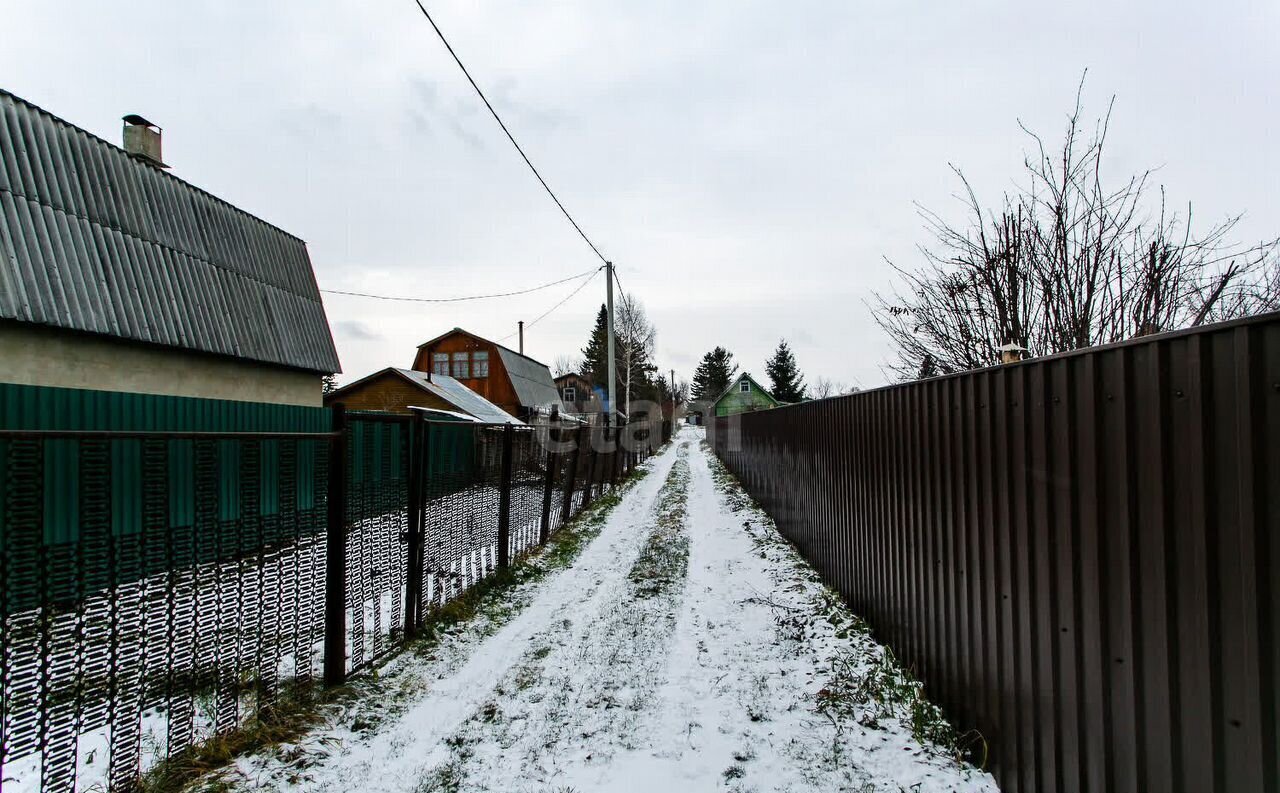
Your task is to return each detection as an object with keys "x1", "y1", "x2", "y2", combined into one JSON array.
[
  {"x1": 579, "y1": 300, "x2": 666, "y2": 417},
  {"x1": 764, "y1": 339, "x2": 806, "y2": 402},
  {"x1": 580, "y1": 300, "x2": 664, "y2": 417},
  {"x1": 580, "y1": 305, "x2": 611, "y2": 392},
  {"x1": 322, "y1": 373, "x2": 338, "y2": 395},
  {"x1": 691, "y1": 347, "x2": 738, "y2": 400}
]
